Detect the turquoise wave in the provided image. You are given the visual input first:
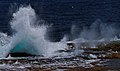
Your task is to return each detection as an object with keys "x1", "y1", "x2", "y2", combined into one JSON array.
[{"x1": 10, "y1": 38, "x2": 38, "y2": 55}]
